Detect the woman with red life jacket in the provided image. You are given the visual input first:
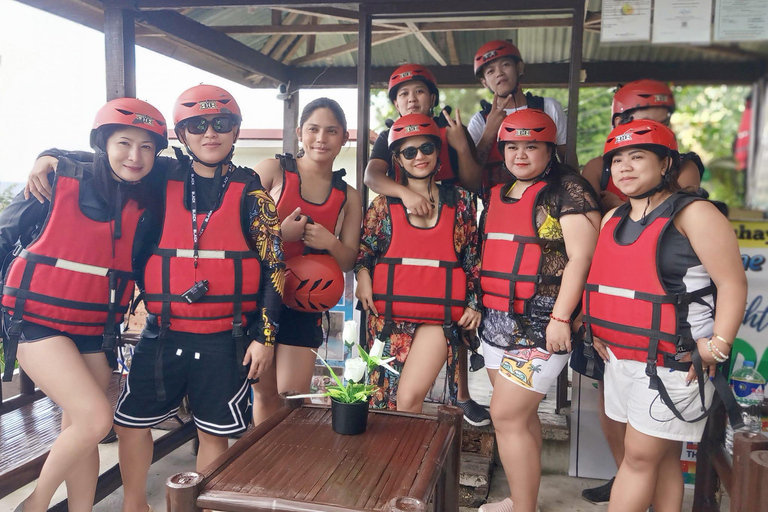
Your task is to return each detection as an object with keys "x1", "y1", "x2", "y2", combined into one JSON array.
[
  {"x1": 583, "y1": 119, "x2": 746, "y2": 512},
  {"x1": 355, "y1": 113, "x2": 481, "y2": 412},
  {"x1": 250, "y1": 97, "x2": 362, "y2": 425},
  {"x1": 1, "y1": 98, "x2": 167, "y2": 512},
  {"x1": 478, "y1": 109, "x2": 600, "y2": 512},
  {"x1": 25, "y1": 85, "x2": 284, "y2": 512}
]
